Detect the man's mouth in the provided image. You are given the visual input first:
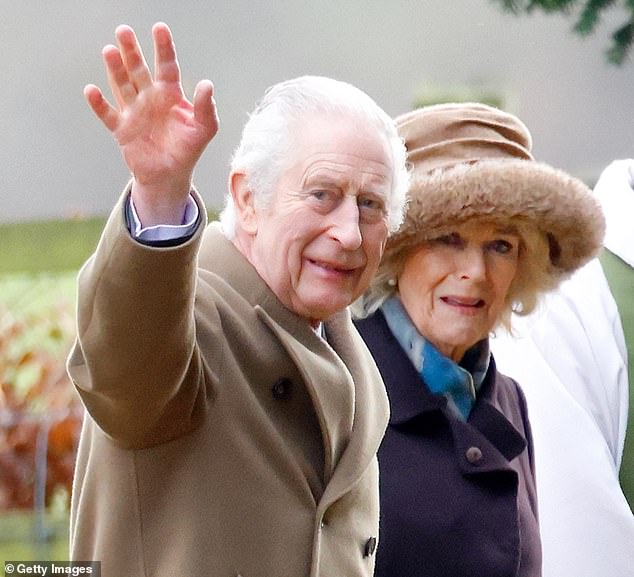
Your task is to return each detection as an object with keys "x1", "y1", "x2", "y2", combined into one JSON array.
[{"x1": 308, "y1": 259, "x2": 357, "y2": 275}]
